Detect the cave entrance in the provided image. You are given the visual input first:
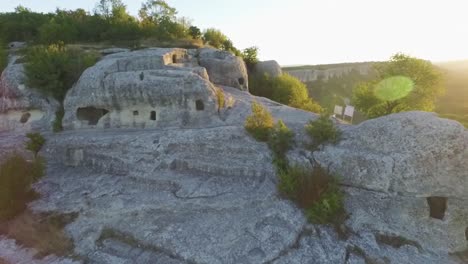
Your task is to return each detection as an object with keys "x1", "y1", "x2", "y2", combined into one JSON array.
[
  {"x1": 133, "y1": 110, "x2": 139, "y2": 116},
  {"x1": 238, "y1": 77, "x2": 245, "y2": 86},
  {"x1": 427, "y1": 197, "x2": 447, "y2": 220},
  {"x1": 196, "y1": 100, "x2": 204, "y2": 111},
  {"x1": 20, "y1": 112, "x2": 31, "y2": 123},
  {"x1": 465, "y1": 227, "x2": 468, "y2": 241},
  {"x1": 172, "y1": 54, "x2": 177, "y2": 63},
  {"x1": 77, "y1": 107, "x2": 109, "y2": 125},
  {"x1": 150, "y1": 111, "x2": 156, "y2": 121}
]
